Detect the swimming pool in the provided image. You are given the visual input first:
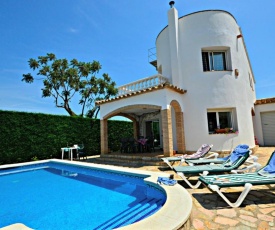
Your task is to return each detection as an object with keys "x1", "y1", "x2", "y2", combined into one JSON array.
[{"x1": 0, "y1": 160, "x2": 193, "y2": 229}]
